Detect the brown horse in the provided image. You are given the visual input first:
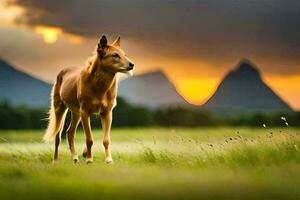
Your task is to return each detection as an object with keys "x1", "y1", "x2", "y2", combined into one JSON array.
[{"x1": 43, "y1": 35, "x2": 134, "y2": 164}]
